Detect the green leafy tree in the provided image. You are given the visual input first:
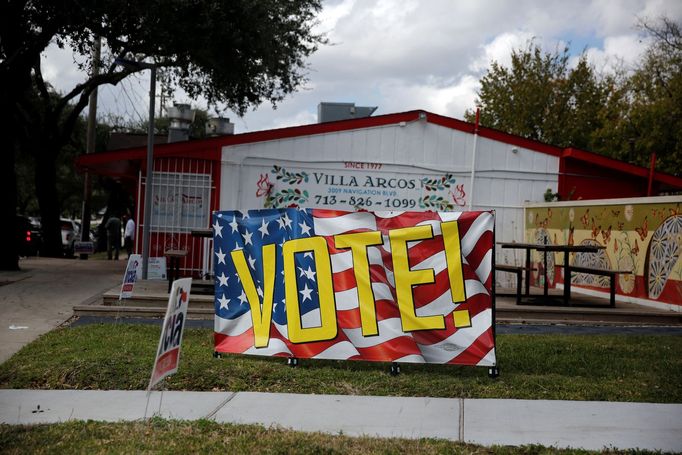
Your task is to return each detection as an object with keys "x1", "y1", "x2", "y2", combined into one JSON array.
[
  {"x1": 0, "y1": 0, "x2": 324, "y2": 269},
  {"x1": 125, "y1": 107, "x2": 210, "y2": 140},
  {"x1": 467, "y1": 18, "x2": 681, "y2": 177},
  {"x1": 465, "y1": 42, "x2": 609, "y2": 150},
  {"x1": 592, "y1": 18, "x2": 682, "y2": 175}
]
